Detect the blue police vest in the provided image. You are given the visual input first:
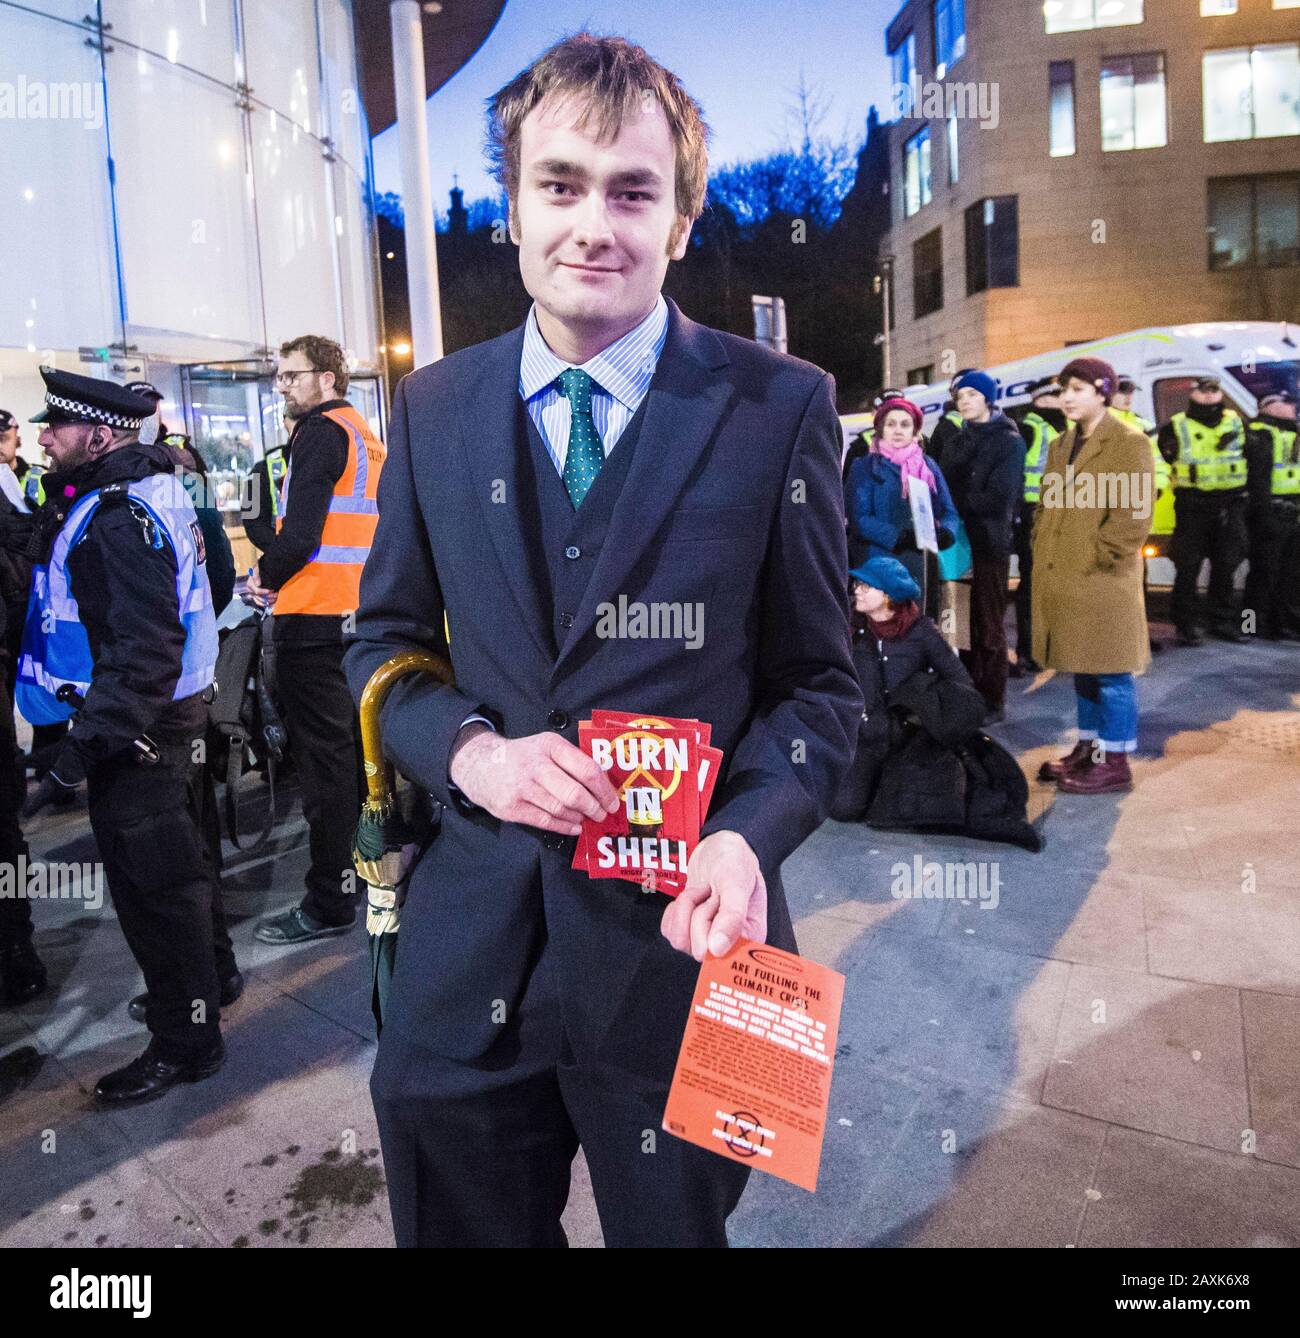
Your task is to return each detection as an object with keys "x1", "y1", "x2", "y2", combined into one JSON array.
[{"x1": 16, "y1": 476, "x2": 219, "y2": 727}]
